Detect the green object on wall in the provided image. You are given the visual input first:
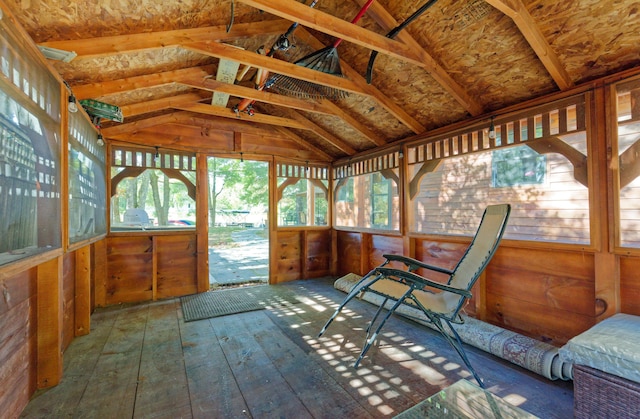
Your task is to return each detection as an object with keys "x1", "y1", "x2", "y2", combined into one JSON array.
[{"x1": 79, "y1": 99, "x2": 123, "y2": 123}]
